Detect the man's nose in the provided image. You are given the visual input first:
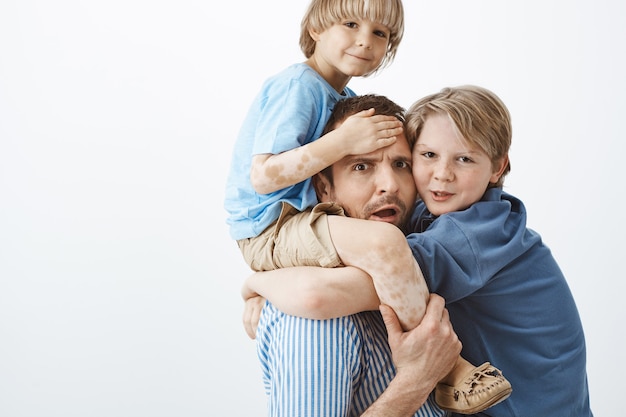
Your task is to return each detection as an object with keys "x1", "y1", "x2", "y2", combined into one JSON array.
[{"x1": 377, "y1": 168, "x2": 400, "y2": 194}]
